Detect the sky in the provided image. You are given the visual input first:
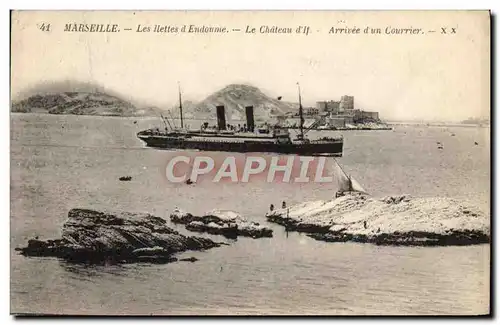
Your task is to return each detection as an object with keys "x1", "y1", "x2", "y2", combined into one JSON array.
[{"x1": 11, "y1": 10, "x2": 490, "y2": 121}]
